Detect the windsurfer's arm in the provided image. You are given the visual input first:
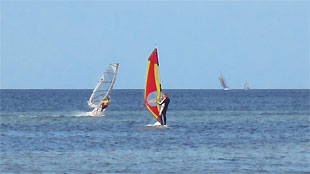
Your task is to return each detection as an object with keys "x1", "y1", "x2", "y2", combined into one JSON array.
[{"x1": 157, "y1": 98, "x2": 165, "y2": 105}]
